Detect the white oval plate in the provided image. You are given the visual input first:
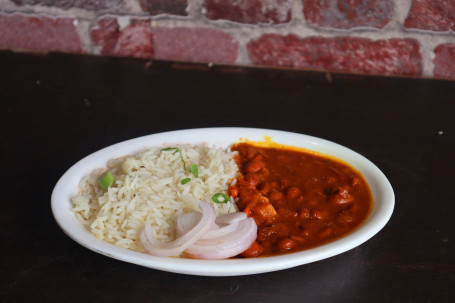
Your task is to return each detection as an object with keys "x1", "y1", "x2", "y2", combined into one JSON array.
[{"x1": 51, "y1": 128, "x2": 394, "y2": 276}]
